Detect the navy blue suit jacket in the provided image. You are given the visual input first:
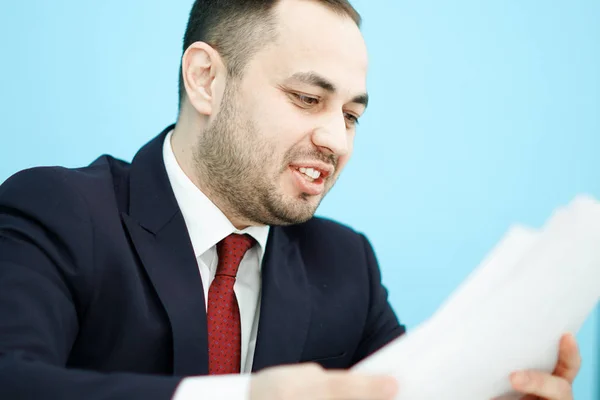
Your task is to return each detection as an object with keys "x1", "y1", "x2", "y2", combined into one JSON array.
[{"x1": 0, "y1": 126, "x2": 405, "y2": 399}]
